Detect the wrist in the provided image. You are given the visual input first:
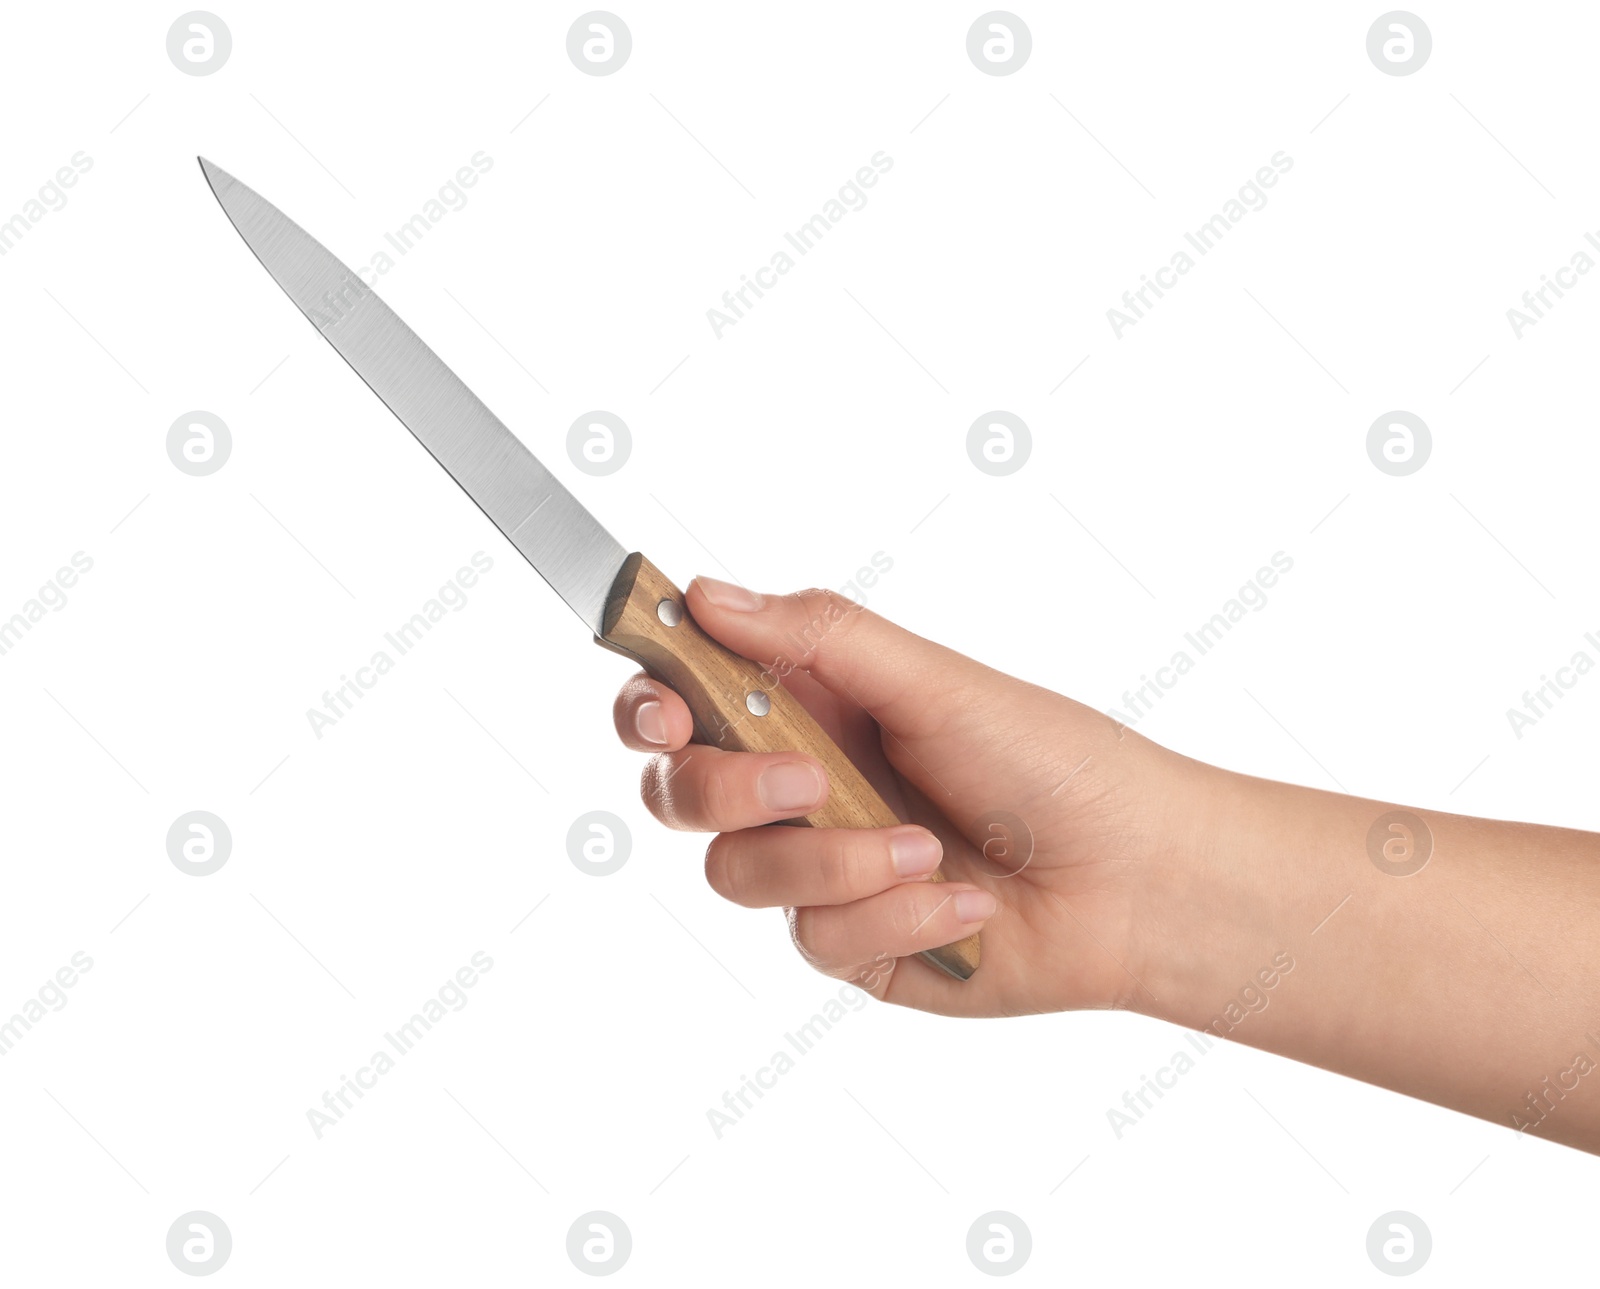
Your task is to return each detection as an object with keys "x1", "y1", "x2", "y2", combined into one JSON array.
[{"x1": 1123, "y1": 753, "x2": 1319, "y2": 1030}]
